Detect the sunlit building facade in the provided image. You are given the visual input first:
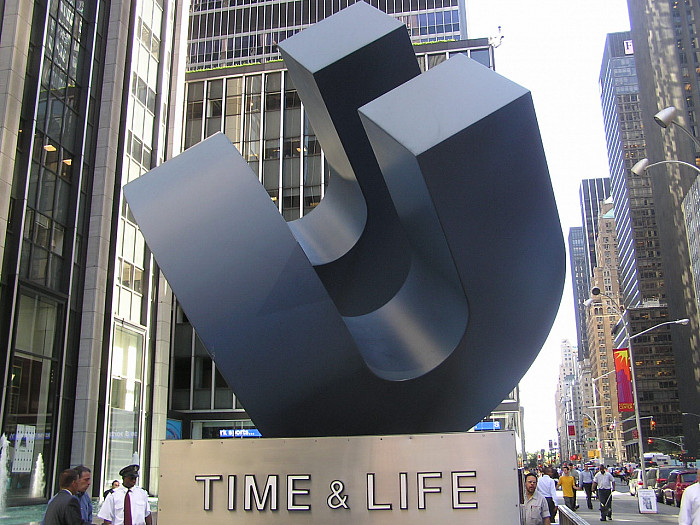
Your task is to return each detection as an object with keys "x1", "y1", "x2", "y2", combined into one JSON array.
[
  {"x1": 555, "y1": 339, "x2": 583, "y2": 462},
  {"x1": 584, "y1": 200, "x2": 625, "y2": 462}
]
